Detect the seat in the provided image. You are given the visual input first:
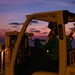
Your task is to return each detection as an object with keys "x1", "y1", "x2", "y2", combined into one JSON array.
[
  {"x1": 66, "y1": 66, "x2": 75, "y2": 75},
  {"x1": 32, "y1": 71, "x2": 58, "y2": 75}
]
